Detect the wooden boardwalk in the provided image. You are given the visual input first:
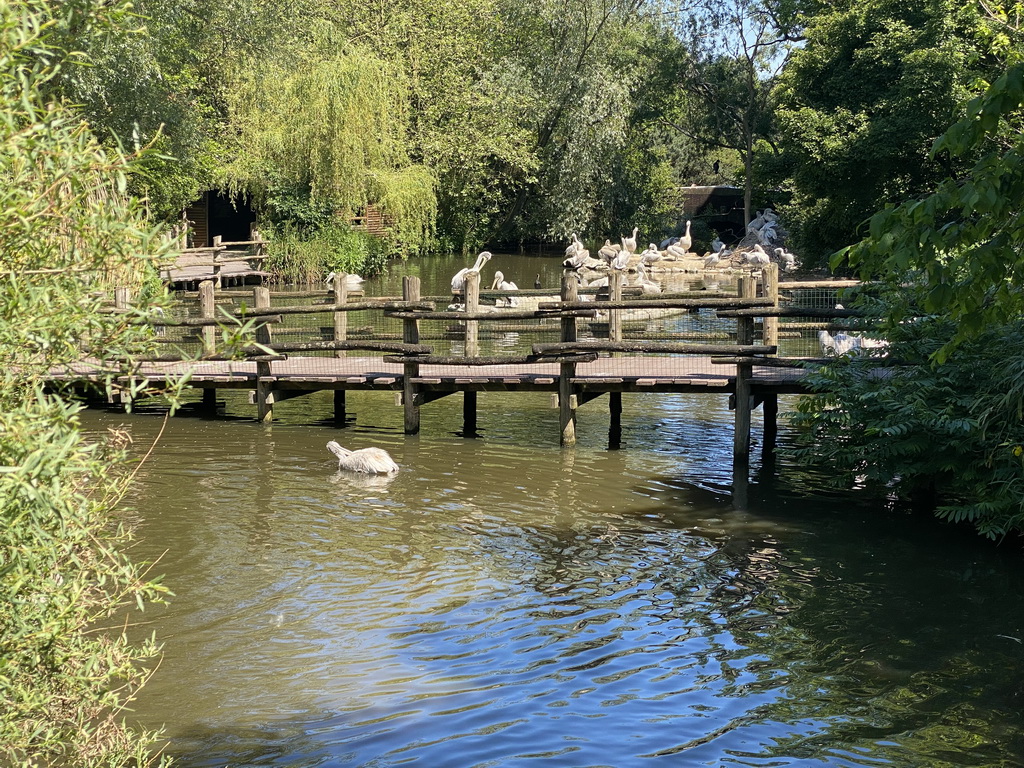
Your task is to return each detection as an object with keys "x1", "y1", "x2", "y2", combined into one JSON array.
[
  {"x1": 63, "y1": 268, "x2": 865, "y2": 504},
  {"x1": 55, "y1": 355, "x2": 807, "y2": 395}
]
